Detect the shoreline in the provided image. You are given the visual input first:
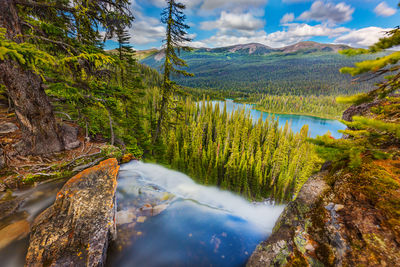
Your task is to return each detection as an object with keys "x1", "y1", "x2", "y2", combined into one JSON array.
[{"x1": 235, "y1": 101, "x2": 343, "y2": 121}]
